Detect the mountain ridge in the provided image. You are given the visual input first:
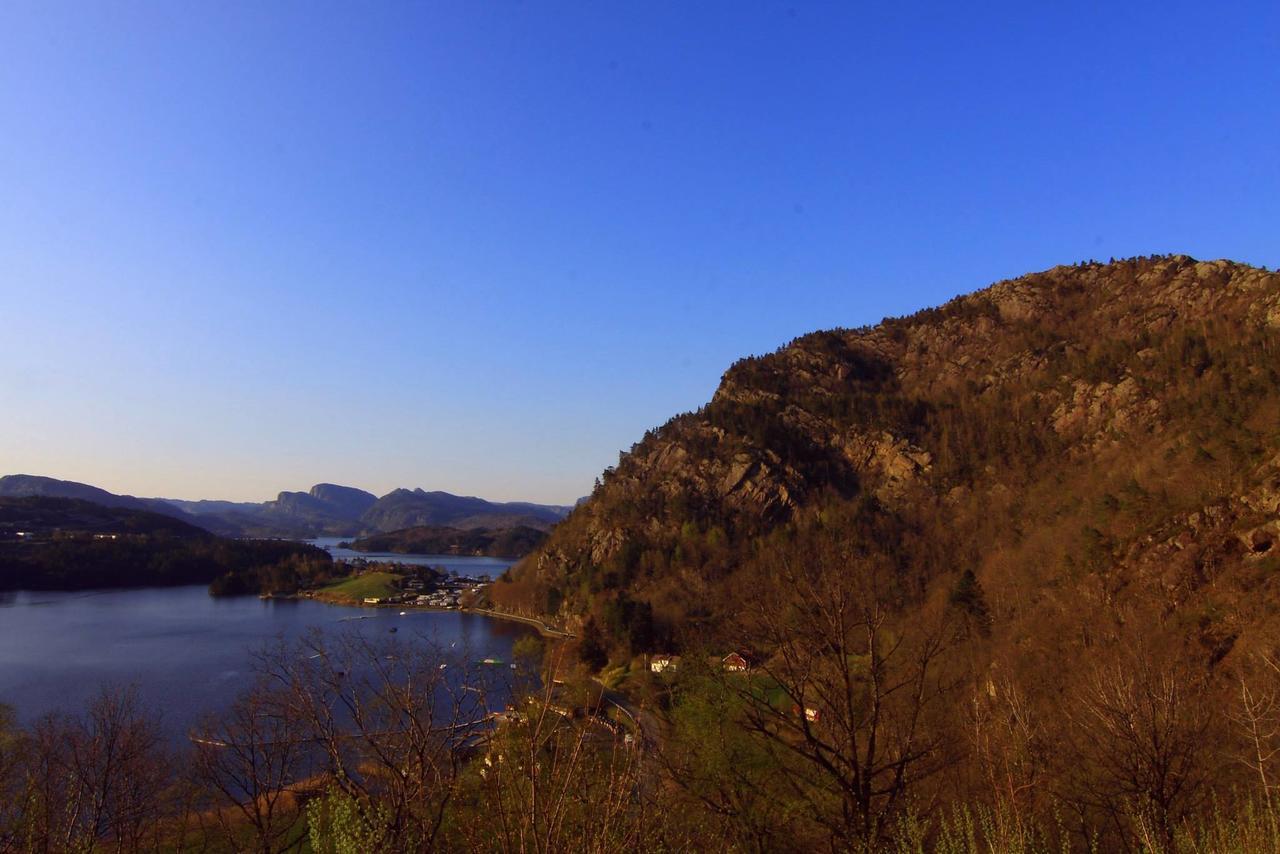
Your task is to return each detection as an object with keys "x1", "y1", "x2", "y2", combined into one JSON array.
[
  {"x1": 0, "y1": 475, "x2": 575, "y2": 539},
  {"x1": 494, "y1": 255, "x2": 1280, "y2": 663}
]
